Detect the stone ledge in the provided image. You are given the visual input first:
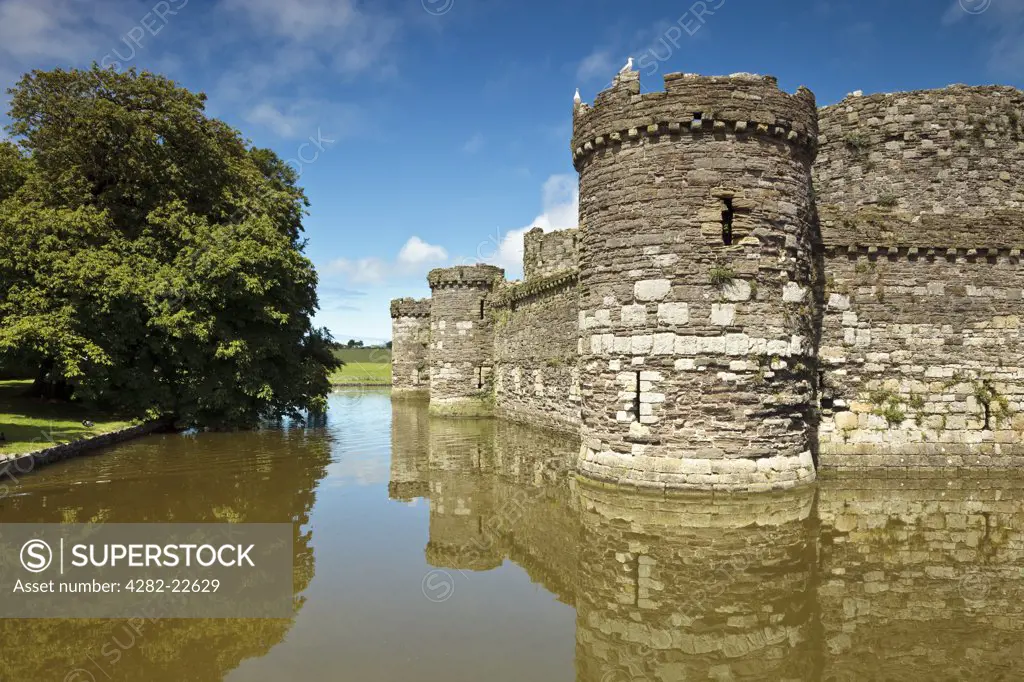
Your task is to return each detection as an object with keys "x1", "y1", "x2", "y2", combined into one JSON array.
[
  {"x1": 822, "y1": 244, "x2": 1022, "y2": 262},
  {"x1": 495, "y1": 269, "x2": 578, "y2": 307},
  {"x1": 572, "y1": 117, "x2": 816, "y2": 170},
  {"x1": 0, "y1": 418, "x2": 174, "y2": 479}
]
